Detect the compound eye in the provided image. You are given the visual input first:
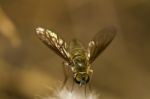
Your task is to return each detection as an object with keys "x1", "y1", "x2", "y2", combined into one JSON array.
[
  {"x1": 73, "y1": 73, "x2": 81, "y2": 84},
  {"x1": 74, "y1": 73, "x2": 90, "y2": 84}
]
